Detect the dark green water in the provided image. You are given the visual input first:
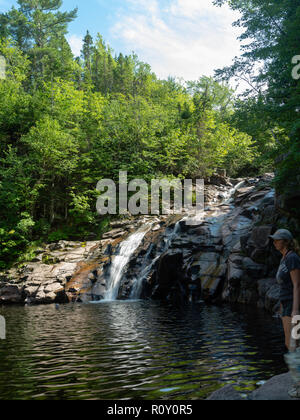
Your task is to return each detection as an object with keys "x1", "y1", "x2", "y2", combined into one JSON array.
[{"x1": 0, "y1": 301, "x2": 287, "y2": 400}]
